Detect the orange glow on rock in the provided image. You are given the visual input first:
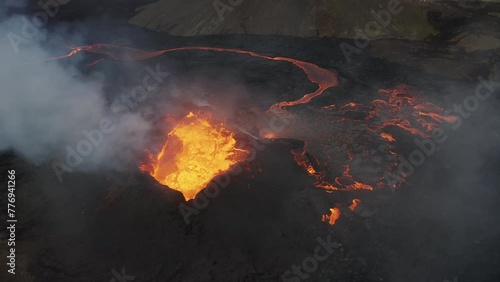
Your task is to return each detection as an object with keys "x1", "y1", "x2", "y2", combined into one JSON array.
[
  {"x1": 36, "y1": 44, "x2": 459, "y2": 195},
  {"x1": 321, "y1": 208, "x2": 341, "y2": 225},
  {"x1": 380, "y1": 132, "x2": 396, "y2": 142},
  {"x1": 39, "y1": 43, "x2": 338, "y2": 112},
  {"x1": 146, "y1": 112, "x2": 249, "y2": 200},
  {"x1": 349, "y1": 199, "x2": 361, "y2": 211}
]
